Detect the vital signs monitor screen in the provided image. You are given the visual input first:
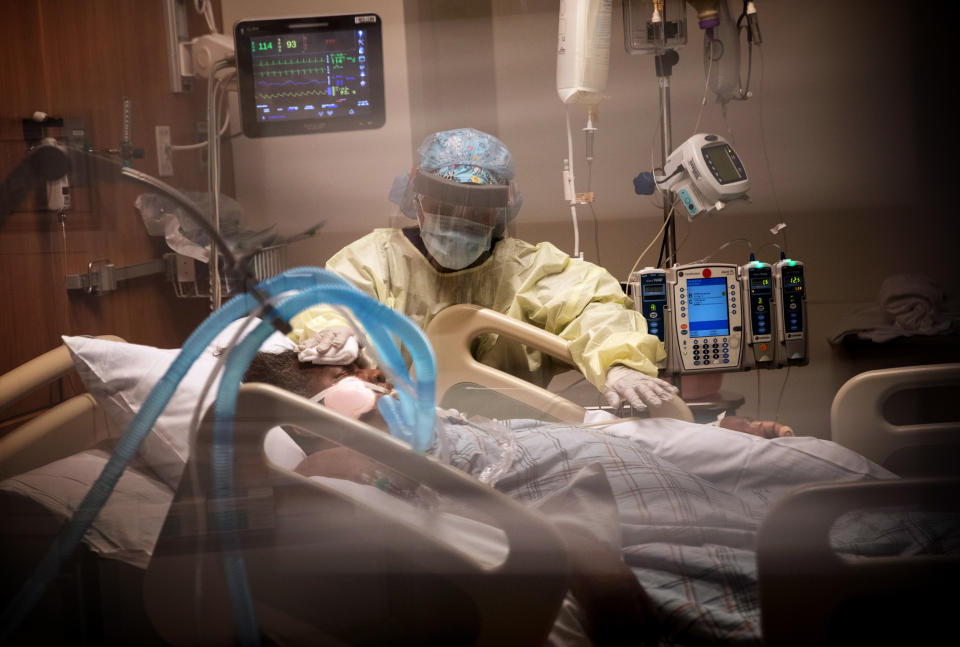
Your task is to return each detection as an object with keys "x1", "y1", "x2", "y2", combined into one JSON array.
[
  {"x1": 687, "y1": 277, "x2": 730, "y2": 337},
  {"x1": 703, "y1": 144, "x2": 744, "y2": 184},
  {"x1": 235, "y1": 14, "x2": 385, "y2": 138}
]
